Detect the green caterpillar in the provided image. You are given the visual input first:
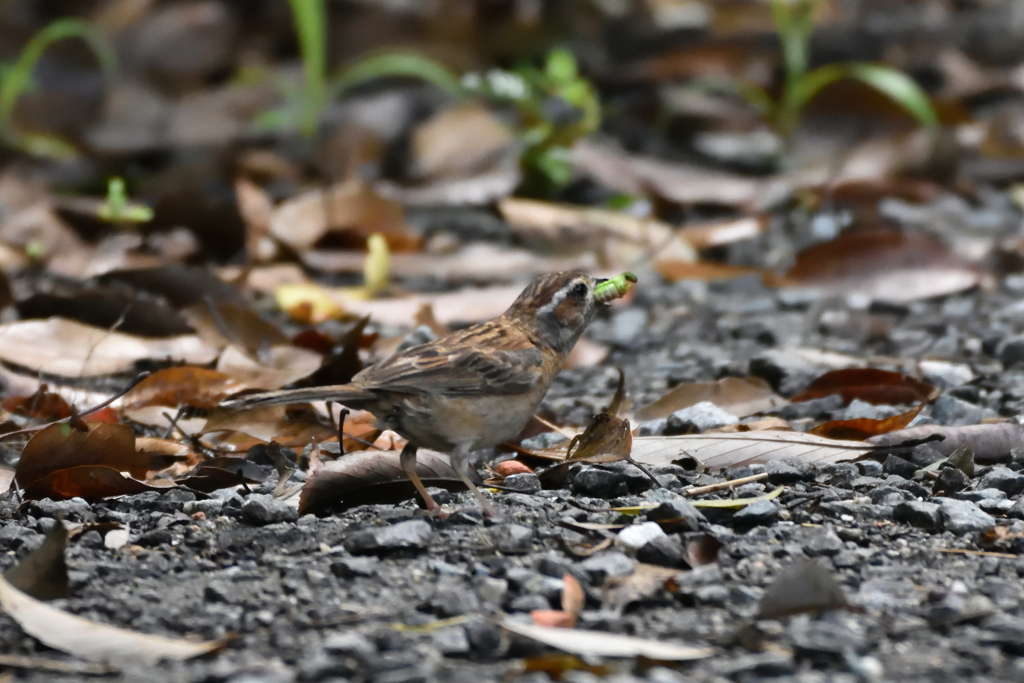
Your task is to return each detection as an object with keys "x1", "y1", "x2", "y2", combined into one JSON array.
[{"x1": 594, "y1": 272, "x2": 637, "y2": 303}]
